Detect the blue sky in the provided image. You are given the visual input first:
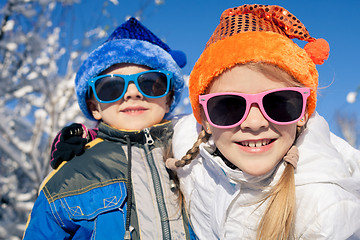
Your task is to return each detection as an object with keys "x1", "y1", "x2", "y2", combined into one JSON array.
[{"x1": 79, "y1": 0, "x2": 360, "y2": 139}]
